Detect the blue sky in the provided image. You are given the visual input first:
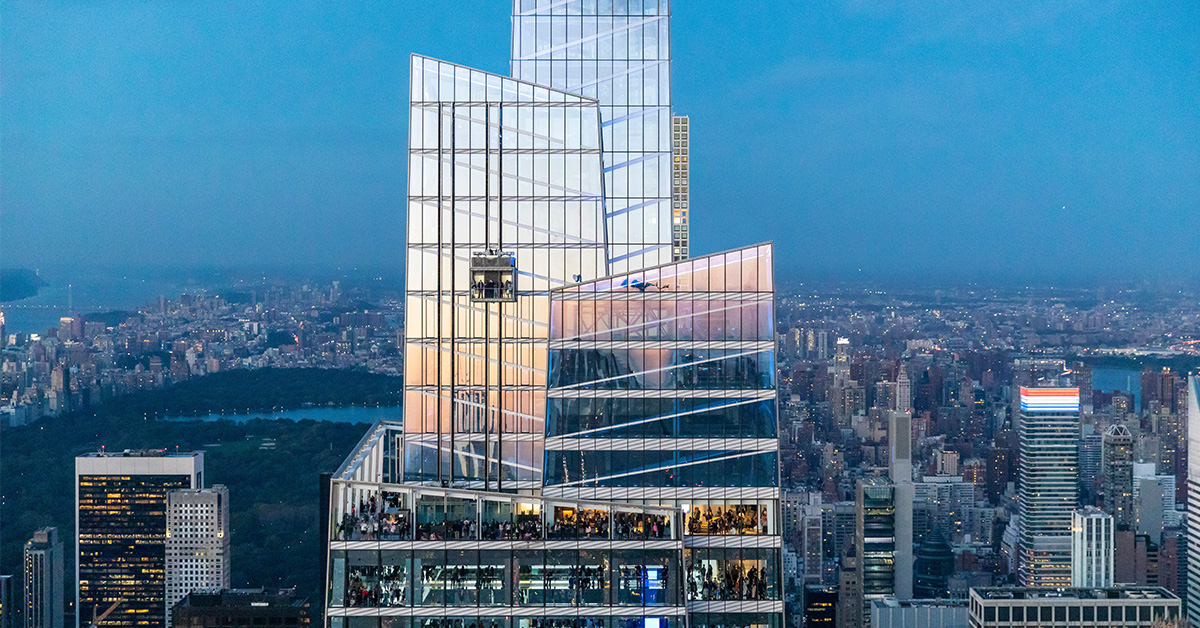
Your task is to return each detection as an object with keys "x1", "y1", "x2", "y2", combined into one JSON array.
[{"x1": 3, "y1": 1, "x2": 1198, "y2": 281}]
